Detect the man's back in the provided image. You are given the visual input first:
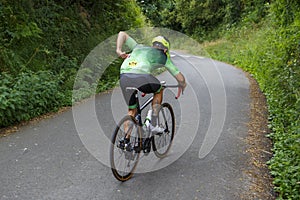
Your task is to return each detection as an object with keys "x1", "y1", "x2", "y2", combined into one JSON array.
[{"x1": 120, "y1": 46, "x2": 167, "y2": 74}]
